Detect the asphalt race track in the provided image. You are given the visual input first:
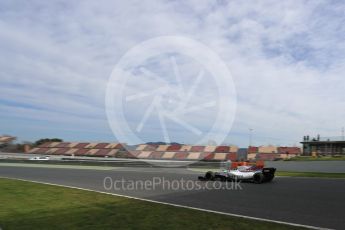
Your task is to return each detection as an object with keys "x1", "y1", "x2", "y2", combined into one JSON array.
[{"x1": 1, "y1": 166, "x2": 344, "y2": 229}]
